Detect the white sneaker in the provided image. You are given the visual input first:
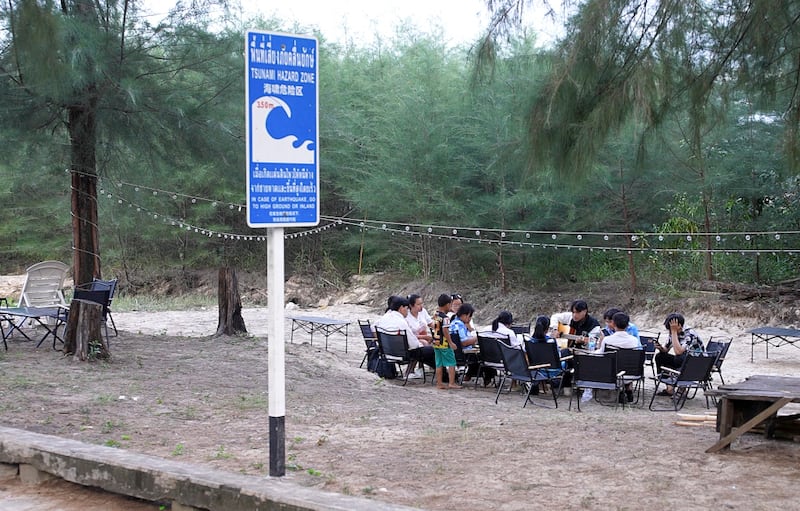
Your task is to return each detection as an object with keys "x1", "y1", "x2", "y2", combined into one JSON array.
[
  {"x1": 408, "y1": 368, "x2": 424, "y2": 379},
  {"x1": 581, "y1": 389, "x2": 594, "y2": 402}
]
